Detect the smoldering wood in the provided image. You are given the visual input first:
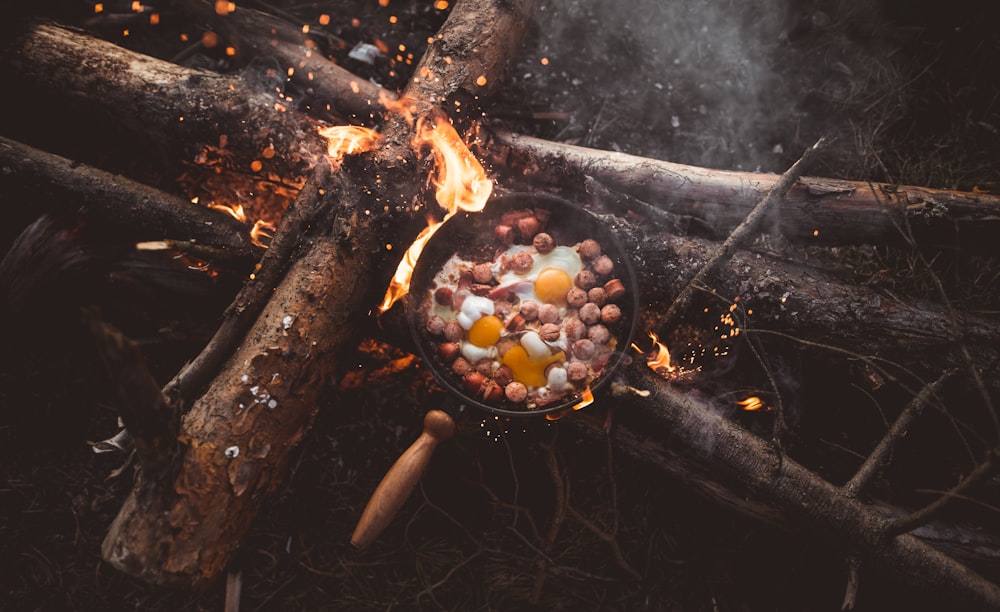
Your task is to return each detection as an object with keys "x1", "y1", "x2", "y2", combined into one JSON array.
[
  {"x1": 659, "y1": 137, "x2": 827, "y2": 332},
  {"x1": 3, "y1": 22, "x2": 327, "y2": 182},
  {"x1": 630, "y1": 229, "x2": 1000, "y2": 379},
  {"x1": 621, "y1": 370, "x2": 1000, "y2": 610},
  {"x1": 3, "y1": 7, "x2": 995, "y2": 601},
  {"x1": 15, "y1": 23, "x2": 999, "y2": 260},
  {"x1": 0, "y1": 136, "x2": 256, "y2": 256},
  {"x1": 482, "y1": 131, "x2": 1000, "y2": 255},
  {"x1": 163, "y1": 162, "x2": 332, "y2": 406}
]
